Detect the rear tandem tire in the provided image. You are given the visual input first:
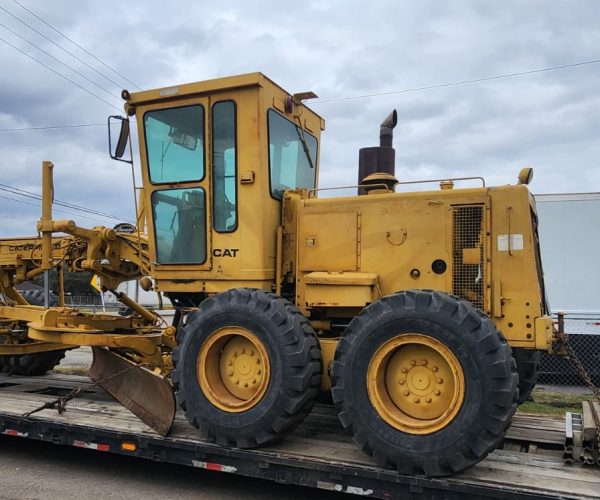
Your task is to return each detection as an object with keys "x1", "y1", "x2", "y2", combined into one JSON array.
[
  {"x1": 331, "y1": 290, "x2": 518, "y2": 477},
  {"x1": 0, "y1": 290, "x2": 67, "y2": 376},
  {"x1": 514, "y1": 348, "x2": 541, "y2": 404},
  {"x1": 172, "y1": 288, "x2": 322, "y2": 447}
]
